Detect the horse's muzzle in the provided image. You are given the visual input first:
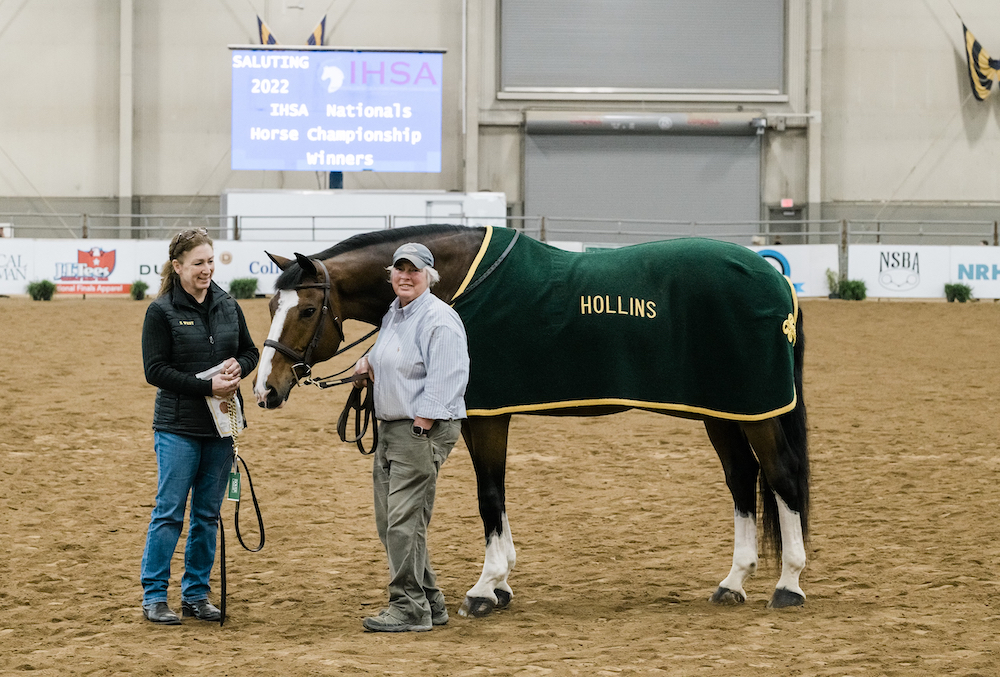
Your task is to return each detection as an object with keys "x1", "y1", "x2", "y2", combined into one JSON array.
[{"x1": 255, "y1": 387, "x2": 286, "y2": 410}]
